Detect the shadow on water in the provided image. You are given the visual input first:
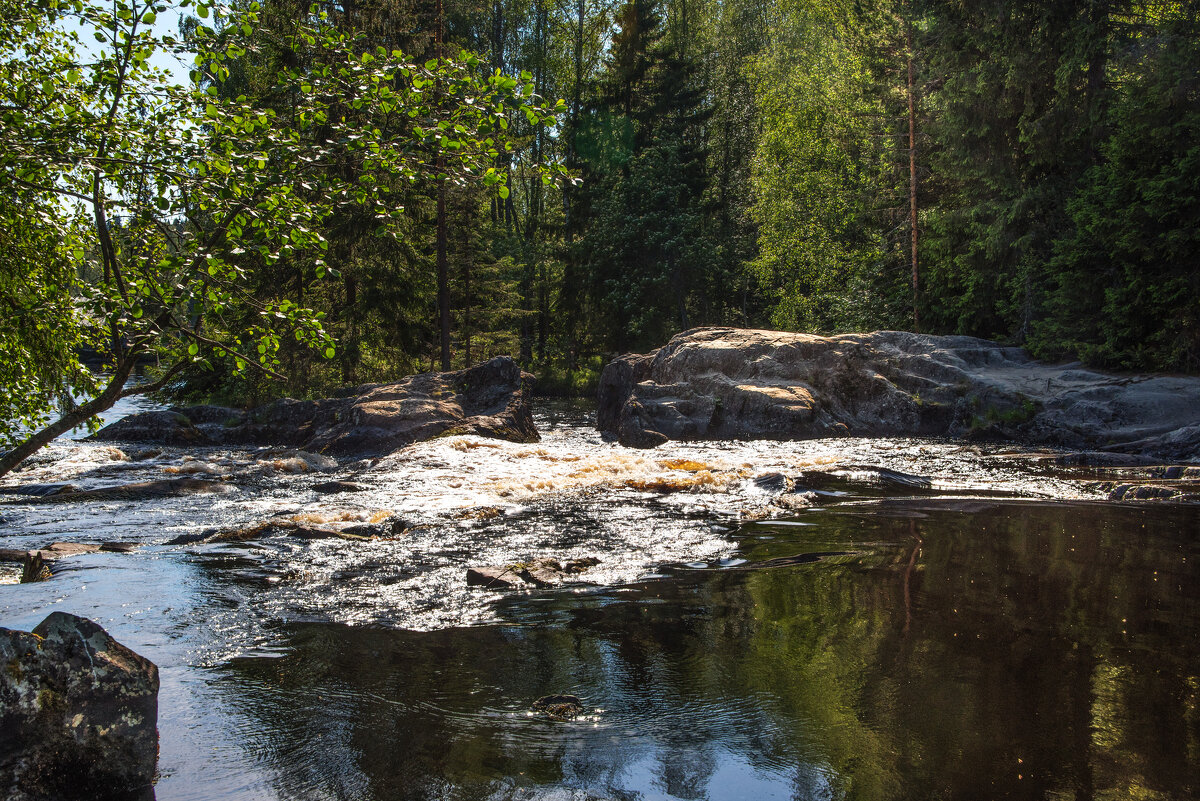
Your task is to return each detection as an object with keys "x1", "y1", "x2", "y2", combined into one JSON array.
[{"x1": 210, "y1": 500, "x2": 1200, "y2": 801}]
